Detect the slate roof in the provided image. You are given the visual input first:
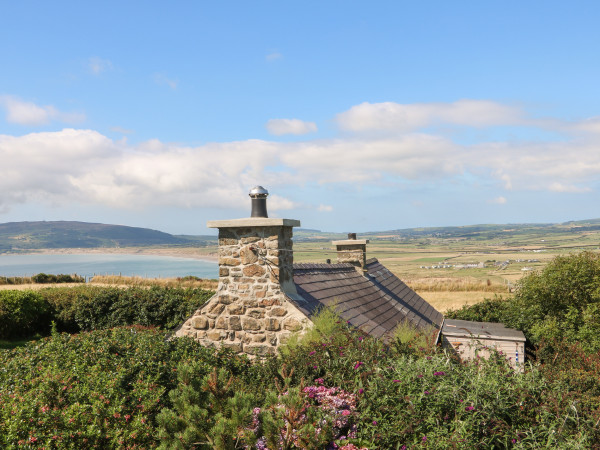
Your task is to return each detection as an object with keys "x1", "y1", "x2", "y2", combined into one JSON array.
[{"x1": 292, "y1": 258, "x2": 443, "y2": 339}]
